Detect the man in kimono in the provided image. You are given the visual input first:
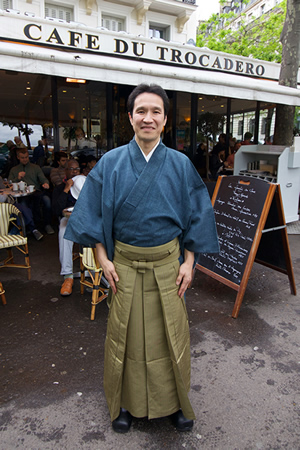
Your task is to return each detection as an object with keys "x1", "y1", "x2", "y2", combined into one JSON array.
[{"x1": 65, "y1": 84, "x2": 219, "y2": 433}]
